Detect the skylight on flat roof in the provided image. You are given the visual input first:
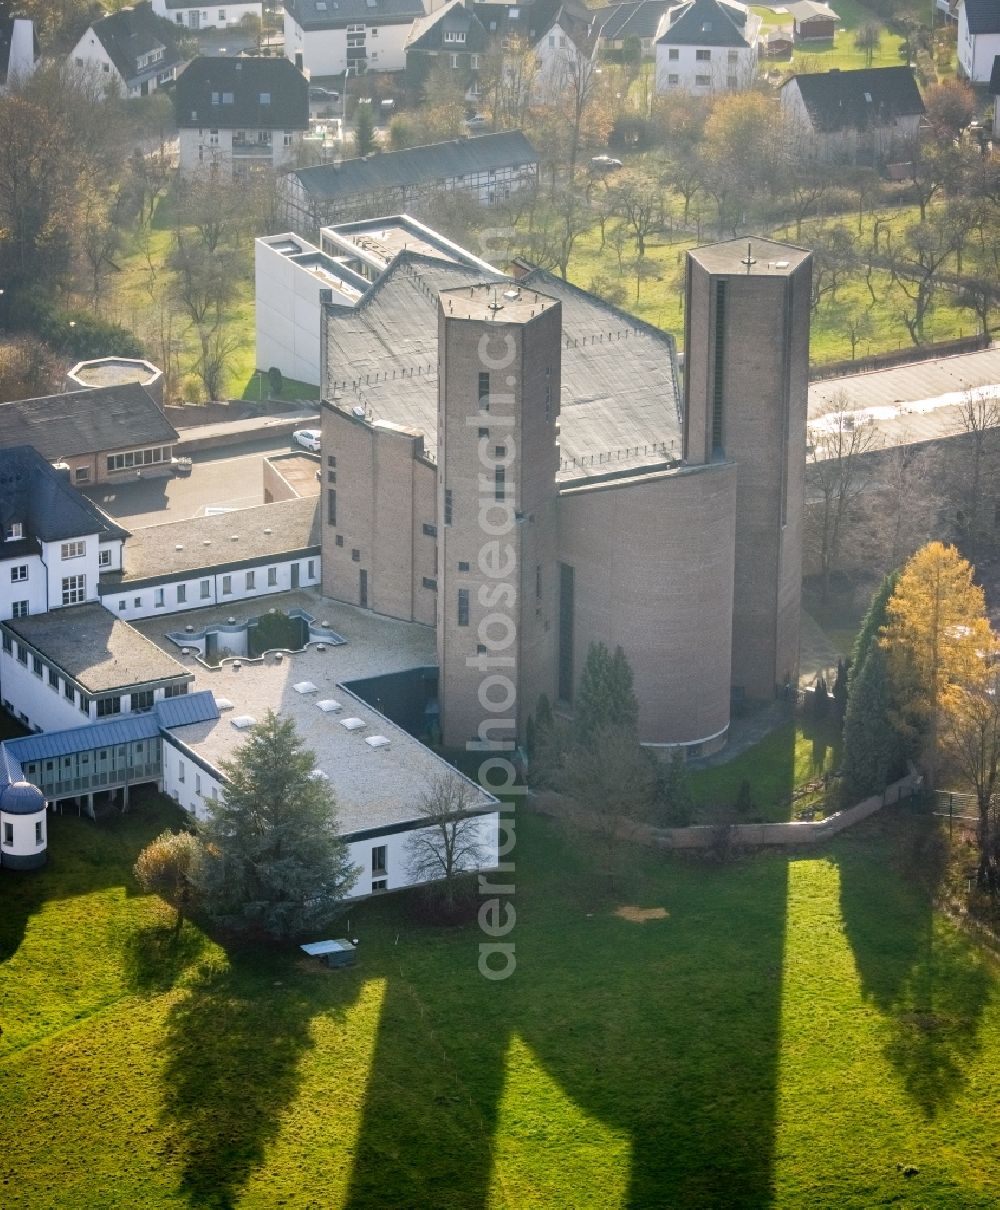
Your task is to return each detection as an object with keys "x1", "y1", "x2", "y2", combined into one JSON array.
[
  {"x1": 294, "y1": 681, "x2": 319, "y2": 694},
  {"x1": 340, "y1": 717, "x2": 366, "y2": 731},
  {"x1": 365, "y1": 735, "x2": 390, "y2": 749},
  {"x1": 316, "y1": 699, "x2": 343, "y2": 713},
  {"x1": 230, "y1": 715, "x2": 257, "y2": 730},
  {"x1": 215, "y1": 697, "x2": 235, "y2": 711}
]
